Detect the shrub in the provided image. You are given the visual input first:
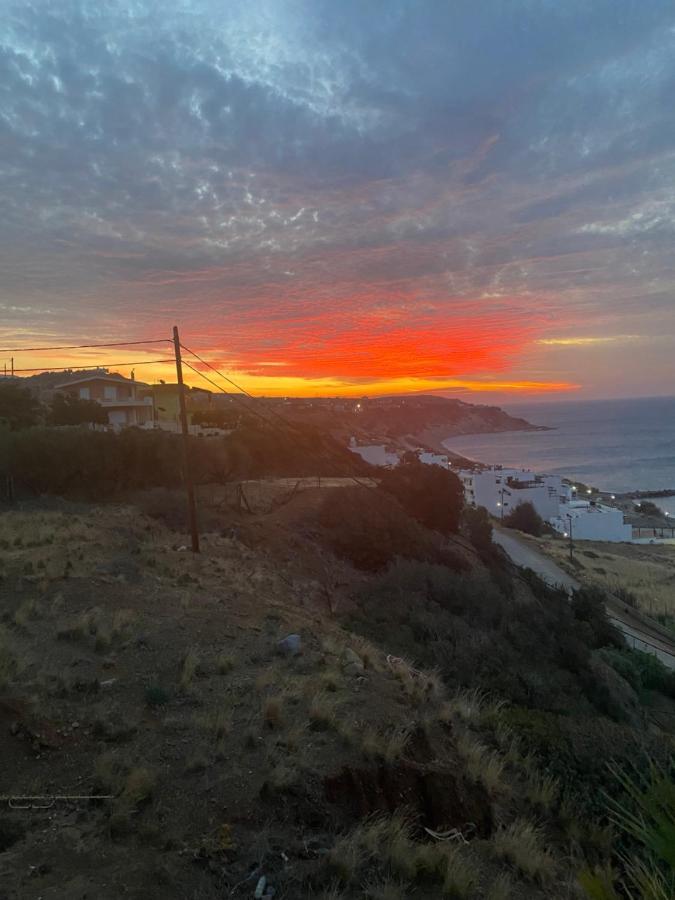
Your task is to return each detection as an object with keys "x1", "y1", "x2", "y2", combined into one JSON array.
[
  {"x1": 0, "y1": 383, "x2": 41, "y2": 430},
  {"x1": 572, "y1": 586, "x2": 623, "y2": 649},
  {"x1": 378, "y1": 458, "x2": 464, "y2": 535},
  {"x1": 503, "y1": 501, "x2": 545, "y2": 536},
  {"x1": 318, "y1": 486, "x2": 451, "y2": 571},
  {"x1": 462, "y1": 505, "x2": 493, "y2": 551}
]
